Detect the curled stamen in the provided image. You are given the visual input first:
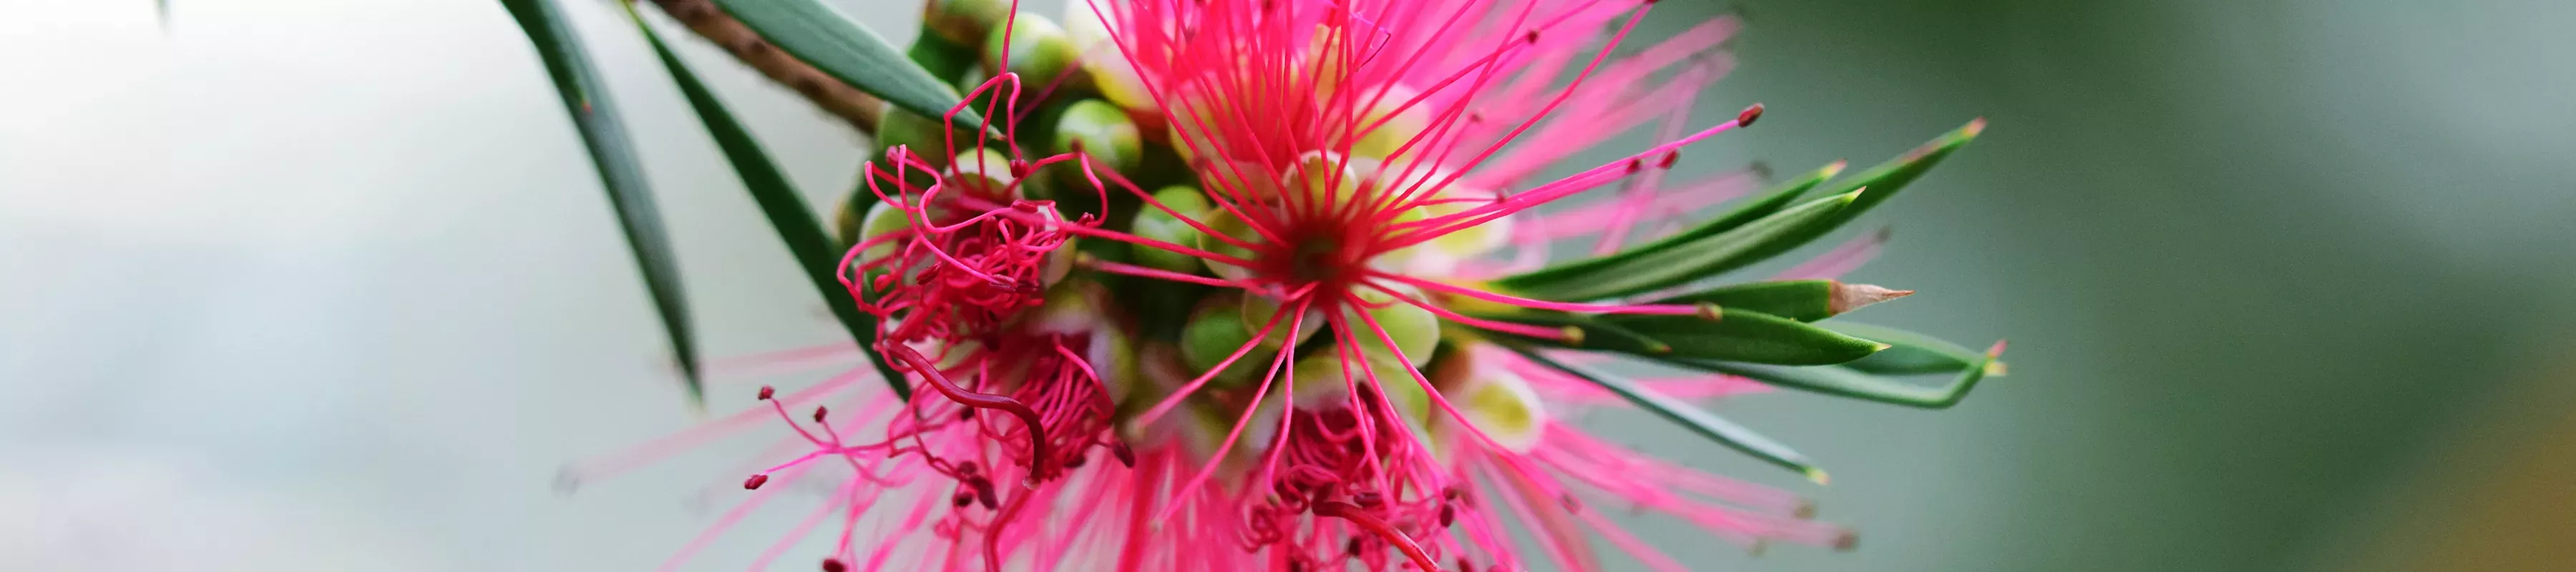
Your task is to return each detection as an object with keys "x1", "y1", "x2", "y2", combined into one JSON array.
[
  {"x1": 1313, "y1": 500, "x2": 1441, "y2": 571},
  {"x1": 890, "y1": 344, "x2": 1055, "y2": 484}
]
